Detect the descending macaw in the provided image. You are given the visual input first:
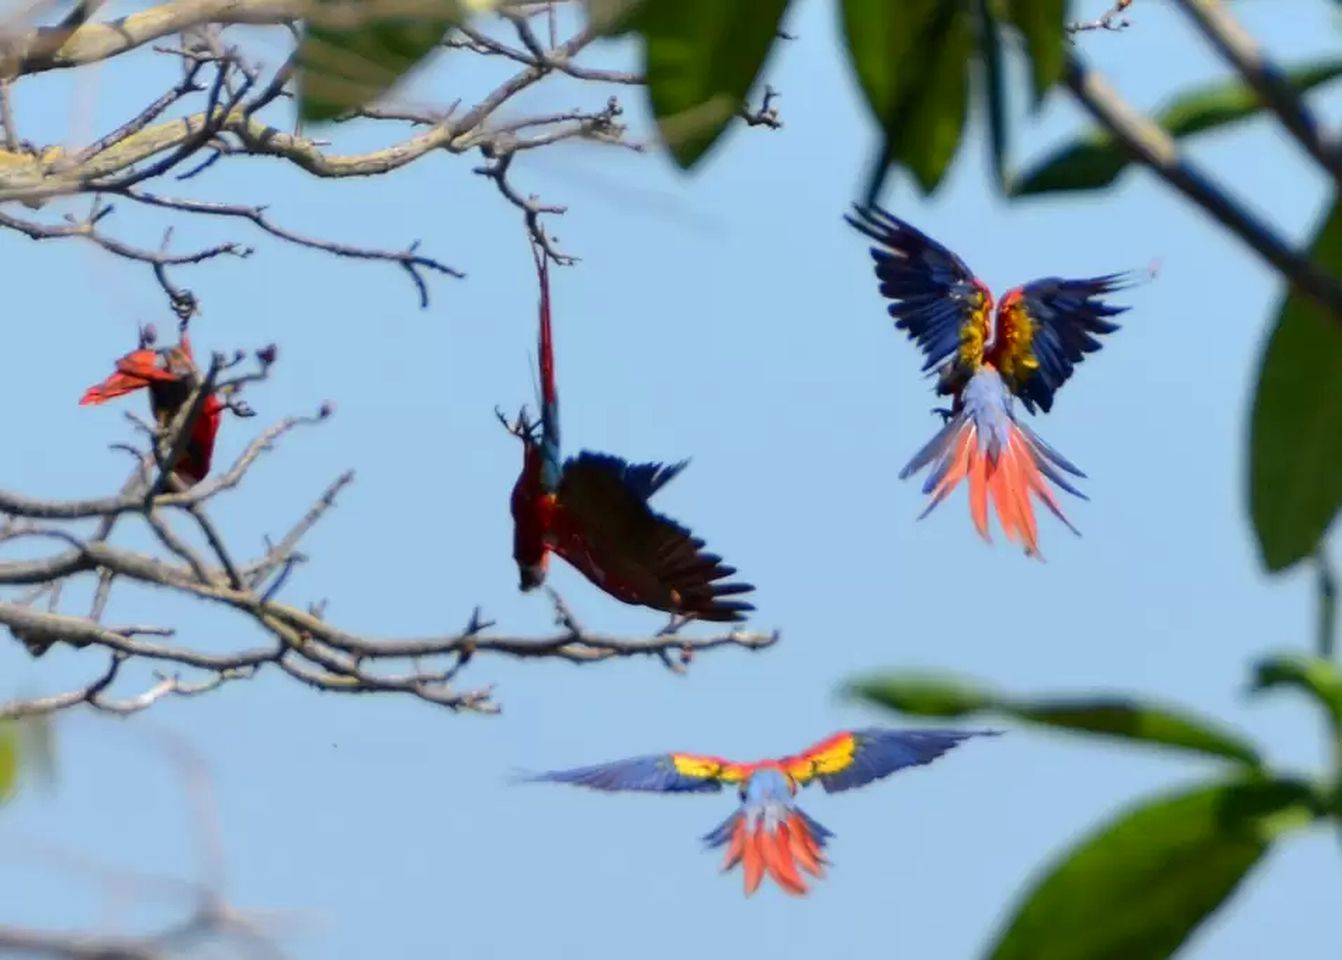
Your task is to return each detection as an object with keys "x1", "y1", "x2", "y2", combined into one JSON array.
[
  {"x1": 525, "y1": 727, "x2": 997, "y2": 896},
  {"x1": 503, "y1": 248, "x2": 755, "y2": 622},
  {"x1": 846, "y1": 202, "x2": 1145, "y2": 559},
  {"x1": 79, "y1": 318, "x2": 253, "y2": 486}
]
